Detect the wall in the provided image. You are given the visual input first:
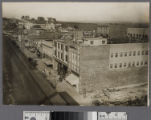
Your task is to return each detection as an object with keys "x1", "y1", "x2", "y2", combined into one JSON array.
[
  {"x1": 109, "y1": 43, "x2": 149, "y2": 70},
  {"x1": 41, "y1": 40, "x2": 53, "y2": 58},
  {"x1": 79, "y1": 45, "x2": 110, "y2": 93},
  {"x1": 78, "y1": 43, "x2": 148, "y2": 94},
  {"x1": 69, "y1": 46, "x2": 80, "y2": 74},
  {"x1": 127, "y1": 28, "x2": 149, "y2": 42},
  {"x1": 54, "y1": 41, "x2": 68, "y2": 65},
  {"x1": 83, "y1": 38, "x2": 107, "y2": 46},
  {"x1": 108, "y1": 24, "x2": 127, "y2": 43}
]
